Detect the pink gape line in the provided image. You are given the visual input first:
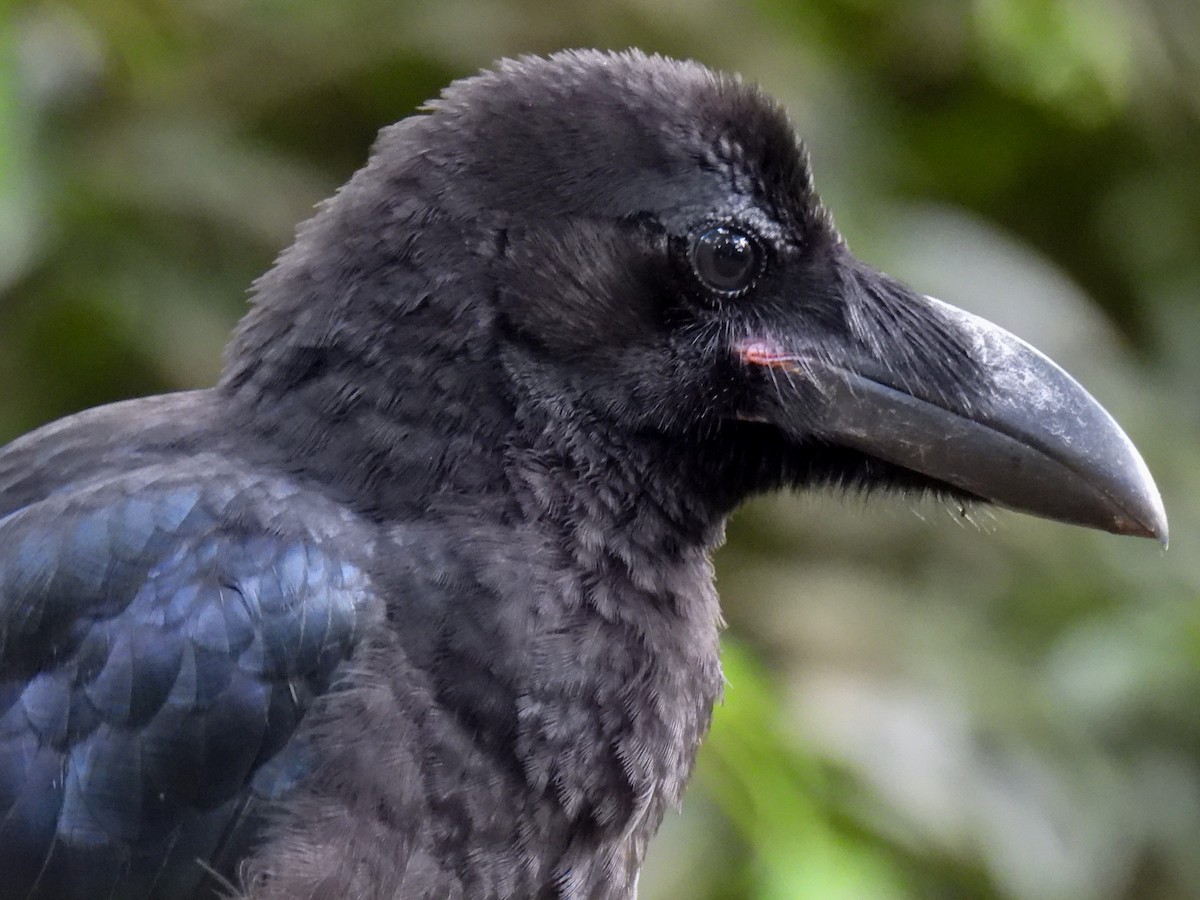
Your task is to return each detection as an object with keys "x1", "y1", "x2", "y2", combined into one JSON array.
[{"x1": 735, "y1": 339, "x2": 800, "y2": 371}]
